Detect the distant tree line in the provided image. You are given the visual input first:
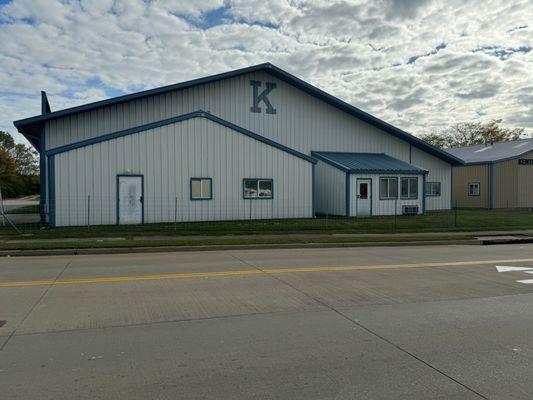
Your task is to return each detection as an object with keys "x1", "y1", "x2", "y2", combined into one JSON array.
[
  {"x1": 420, "y1": 119, "x2": 527, "y2": 148},
  {"x1": 0, "y1": 131, "x2": 39, "y2": 199}
]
